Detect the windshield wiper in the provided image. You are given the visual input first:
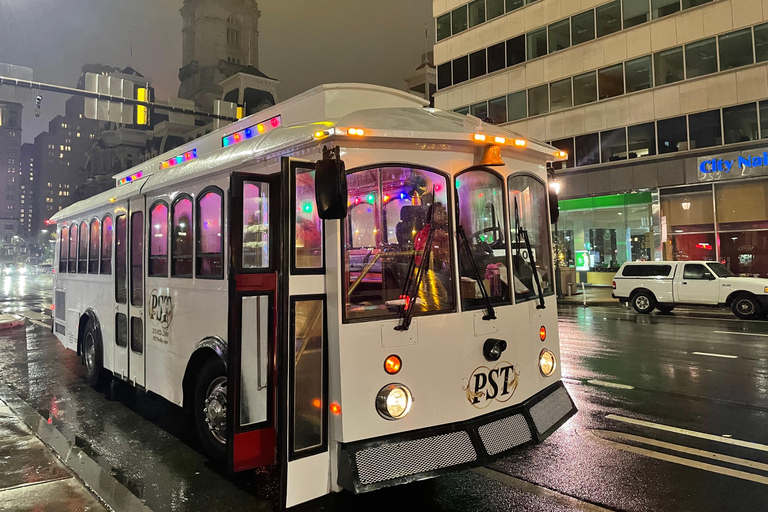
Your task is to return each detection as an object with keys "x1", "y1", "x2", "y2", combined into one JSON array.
[
  {"x1": 457, "y1": 224, "x2": 496, "y2": 320},
  {"x1": 514, "y1": 197, "x2": 546, "y2": 310},
  {"x1": 395, "y1": 219, "x2": 436, "y2": 331}
]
